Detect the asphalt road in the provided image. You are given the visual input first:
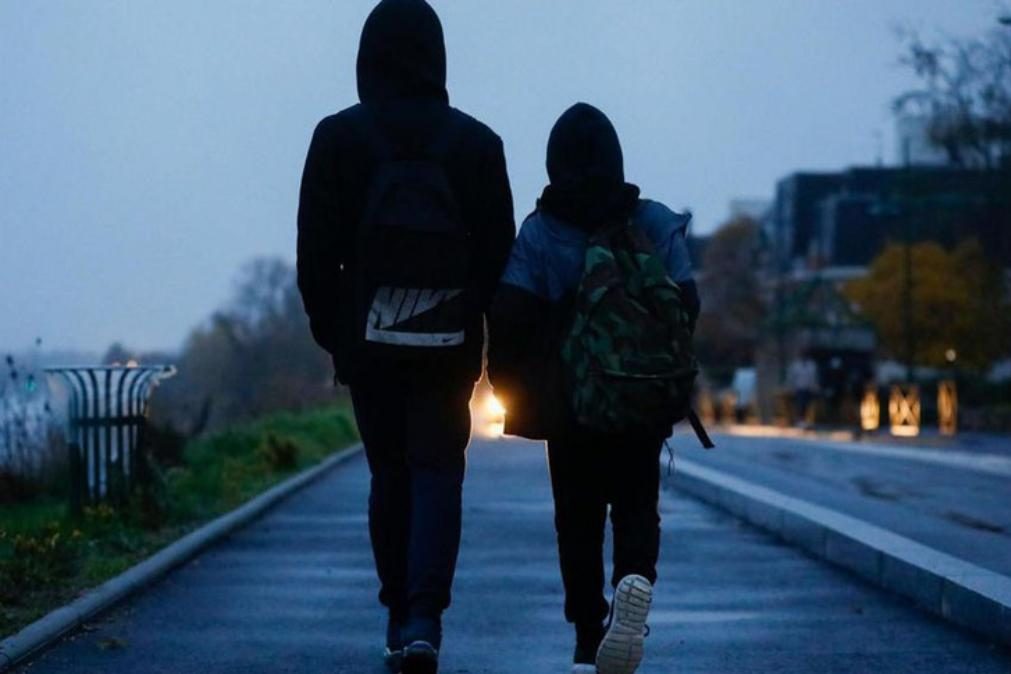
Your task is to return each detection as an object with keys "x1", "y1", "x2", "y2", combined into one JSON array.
[
  {"x1": 685, "y1": 432, "x2": 1011, "y2": 577},
  {"x1": 20, "y1": 437, "x2": 1011, "y2": 673}
]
